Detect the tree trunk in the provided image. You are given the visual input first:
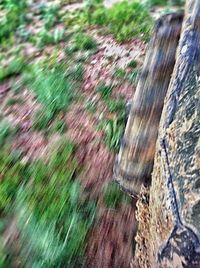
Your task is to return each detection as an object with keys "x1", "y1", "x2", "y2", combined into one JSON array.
[
  {"x1": 135, "y1": 0, "x2": 200, "y2": 267},
  {"x1": 113, "y1": 12, "x2": 183, "y2": 196}
]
